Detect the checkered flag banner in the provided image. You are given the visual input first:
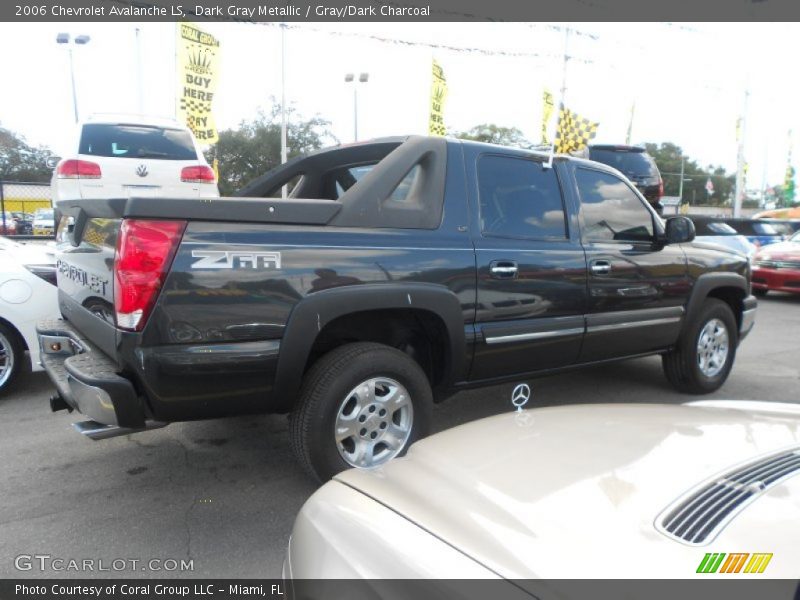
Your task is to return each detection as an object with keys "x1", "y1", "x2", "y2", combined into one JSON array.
[{"x1": 554, "y1": 104, "x2": 599, "y2": 154}]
